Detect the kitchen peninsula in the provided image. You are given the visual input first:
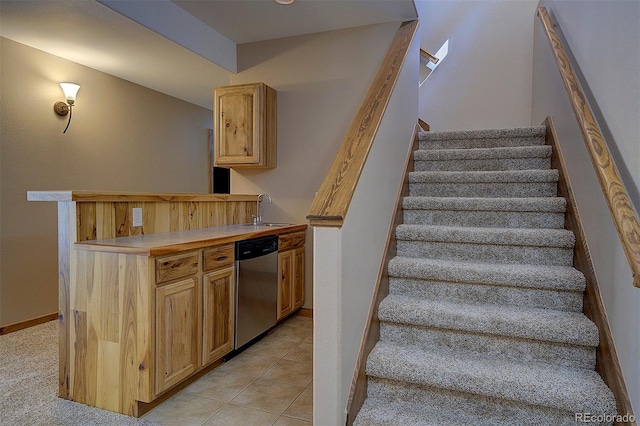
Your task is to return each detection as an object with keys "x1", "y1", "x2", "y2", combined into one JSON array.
[{"x1": 27, "y1": 191, "x2": 306, "y2": 417}]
